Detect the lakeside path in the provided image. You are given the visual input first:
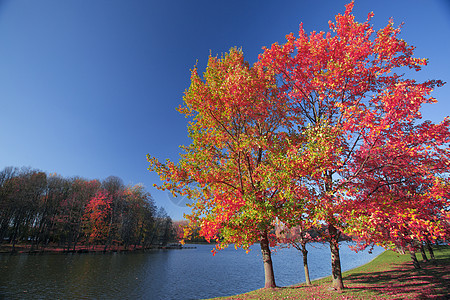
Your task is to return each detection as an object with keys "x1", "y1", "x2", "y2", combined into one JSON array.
[{"x1": 211, "y1": 246, "x2": 450, "y2": 300}]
